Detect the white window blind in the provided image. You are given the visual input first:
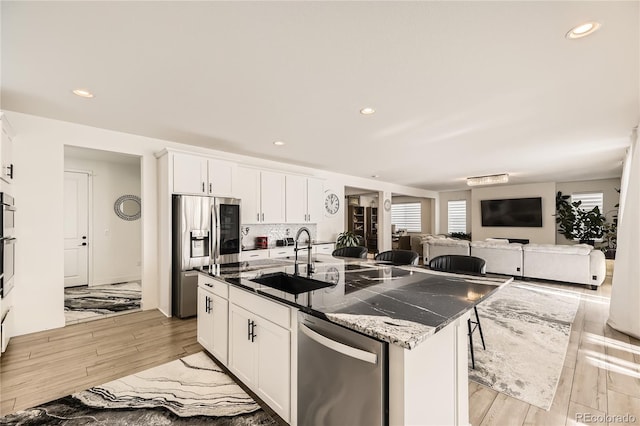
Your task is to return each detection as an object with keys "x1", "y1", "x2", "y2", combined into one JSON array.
[
  {"x1": 447, "y1": 200, "x2": 467, "y2": 233},
  {"x1": 391, "y1": 203, "x2": 421, "y2": 233},
  {"x1": 571, "y1": 192, "x2": 604, "y2": 212}
]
